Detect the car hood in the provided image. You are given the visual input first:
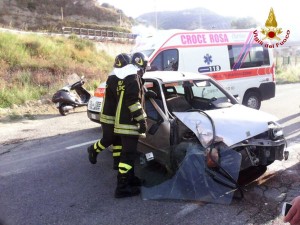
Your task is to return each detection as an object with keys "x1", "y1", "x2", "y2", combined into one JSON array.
[{"x1": 174, "y1": 104, "x2": 279, "y2": 147}]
